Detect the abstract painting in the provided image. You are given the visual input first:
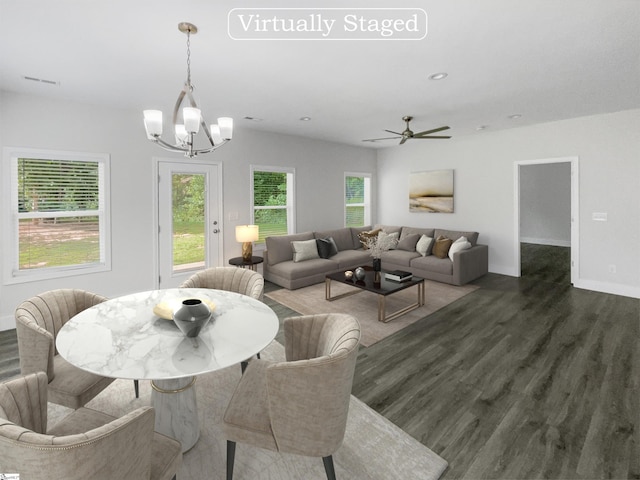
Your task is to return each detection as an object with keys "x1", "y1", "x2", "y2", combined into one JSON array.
[{"x1": 409, "y1": 169, "x2": 454, "y2": 213}]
